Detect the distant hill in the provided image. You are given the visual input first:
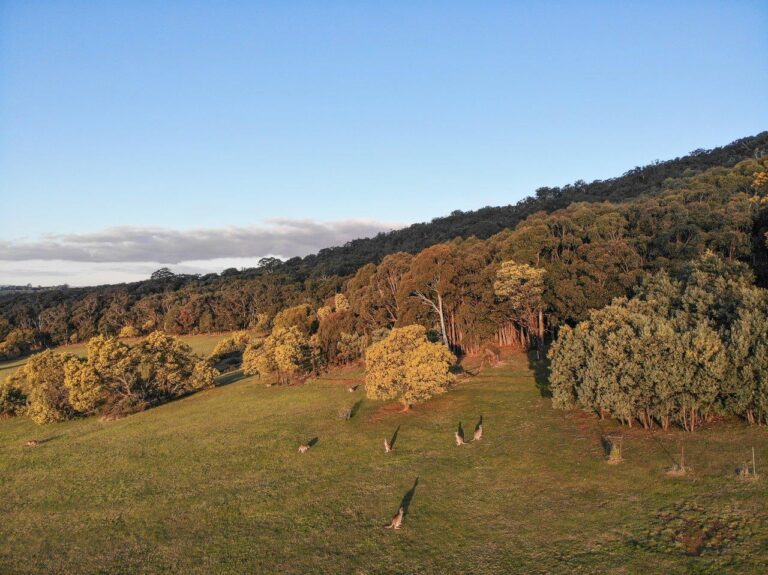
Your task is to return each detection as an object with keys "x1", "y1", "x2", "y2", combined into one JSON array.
[{"x1": 283, "y1": 132, "x2": 768, "y2": 277}]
